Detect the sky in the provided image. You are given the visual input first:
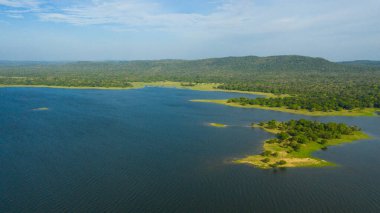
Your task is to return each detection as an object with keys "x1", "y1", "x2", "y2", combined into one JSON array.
[{"x1": 0, "y1": 0, "x2": 379, "y2": 61}]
